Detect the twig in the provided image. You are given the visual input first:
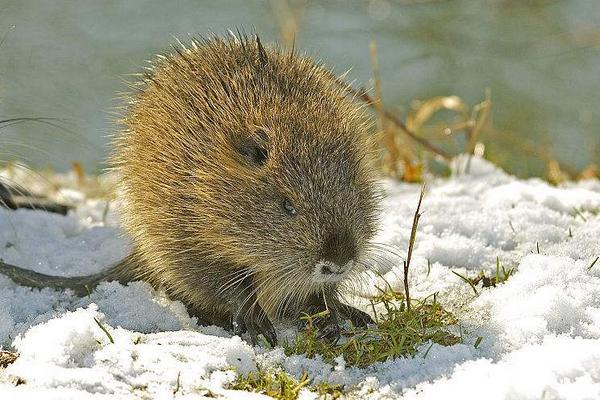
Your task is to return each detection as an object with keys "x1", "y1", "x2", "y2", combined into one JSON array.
[
  {"x1": 588, "y1": 257, "x2": 599, "y2": 271},
  {"x1": 340, "y1": 80, "x2": 453, "y2": 161},
  {"x1": 404, "y1": 185, "x2": 426, "y2": 310},
  {"x1": 173, "y1": 371, "x2": 181, "y2": 394}
]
